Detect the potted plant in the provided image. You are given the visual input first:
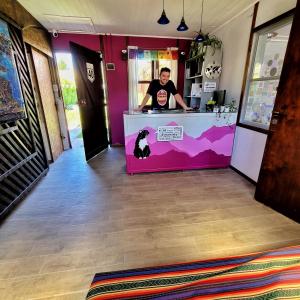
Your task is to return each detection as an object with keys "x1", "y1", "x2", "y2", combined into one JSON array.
[
  {"x1": 206, "y1": 99, "x2": 216, "y2": 112},
  {"x1": 189, "y1": 34, "x2": 222, "y2": 59}
]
